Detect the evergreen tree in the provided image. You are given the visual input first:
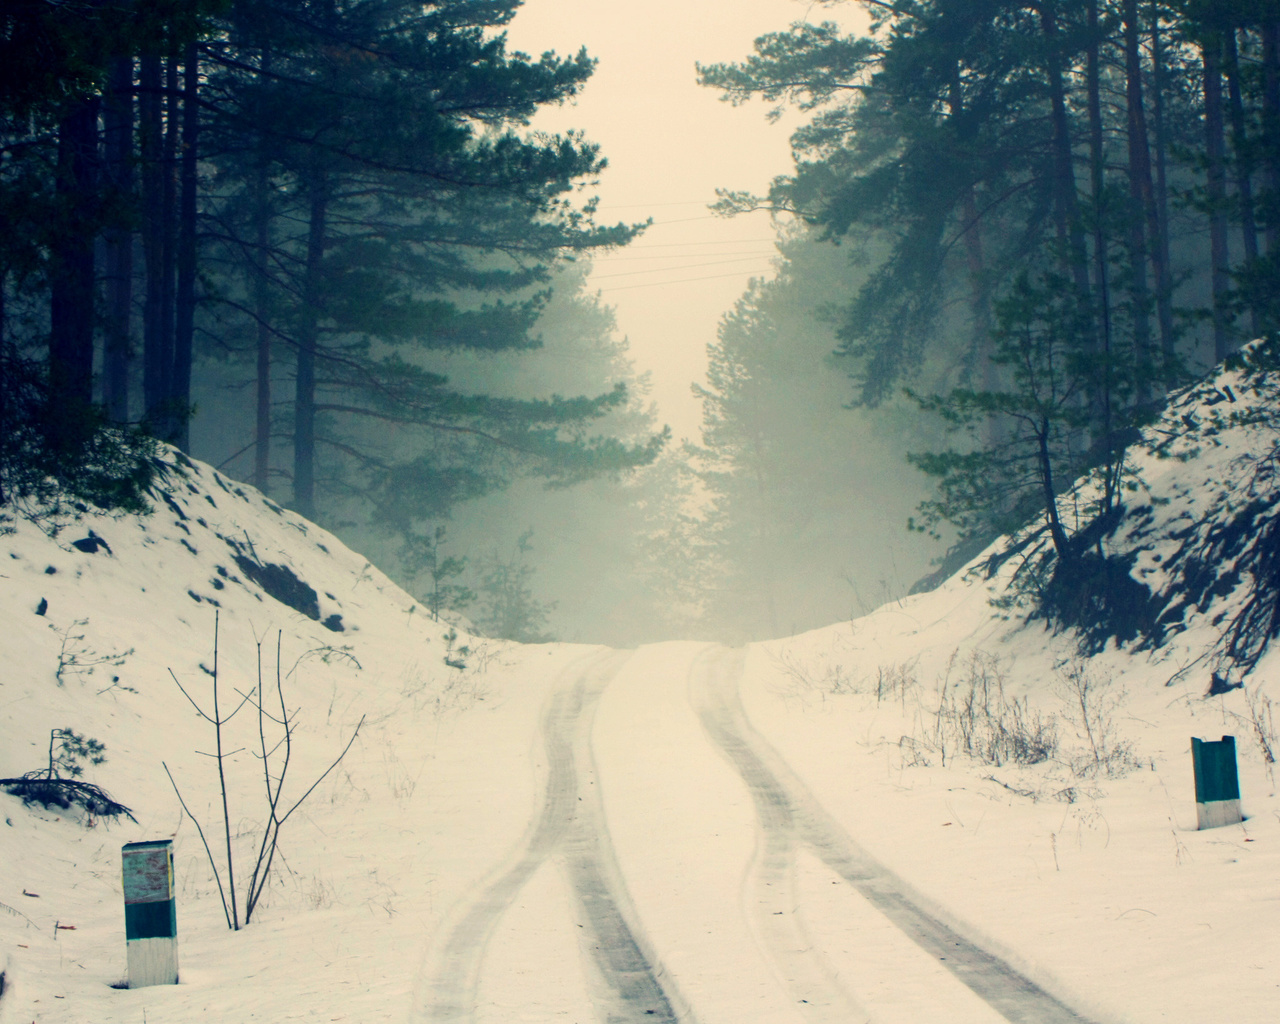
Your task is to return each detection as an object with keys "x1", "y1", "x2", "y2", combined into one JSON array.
[
  {"x1": 399, "y1": 525, "x2": 475, "y2": 623},
  {"x1": 699, "y1": 3, "x2": 1064, "y2": 405},
  {"x1": 700, "y1": 0, "x2": 1280, "y2": 601},
  {"x1": 906, "y1": 266, "x2": 1144, "y2": 561},
  {"x1": 199, "y1": 0, "x2": 660, "y2": 522},
  {"x1": 0, "y1": 0, "x2": 665, "y2": 590},
  {"x1": 687, "y1": 229, "x2": 935, "y2": 641},
  {"x1": 357, "y1": 260, "x2": 675, "y2": 646},
  {"x1": 473, "y1": 529, "x2": 555, "y2": 643},
  {"x1": 0, "y1": 2, "x2": 198, "y2": 521}
]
